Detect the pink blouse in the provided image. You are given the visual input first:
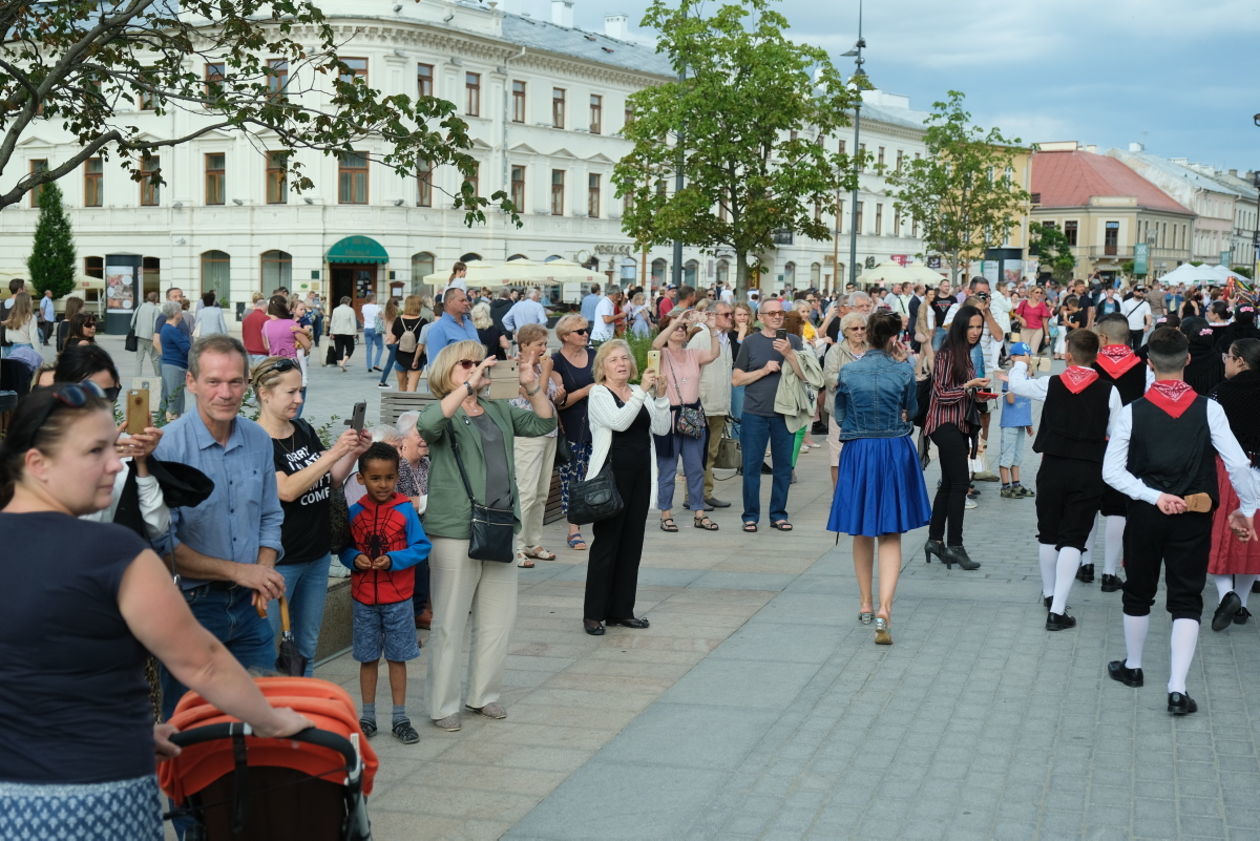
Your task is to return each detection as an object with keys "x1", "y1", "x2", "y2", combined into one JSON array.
[
  {"x1": 262, "y1": 318, "x2": 299, "y2": 359},
  {"x1": 661, "y1": 348, "x2": 702, "y2": 406}
]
